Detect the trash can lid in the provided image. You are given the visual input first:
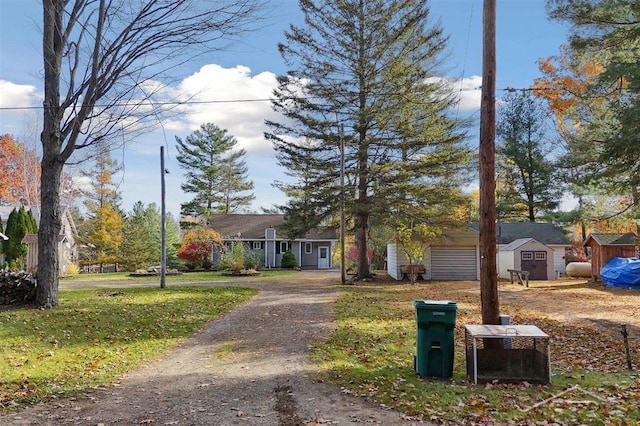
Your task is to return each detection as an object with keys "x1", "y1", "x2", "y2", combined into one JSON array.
[{"x1": 414, "y1": 300, "x2": 457, "y2": 308}]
